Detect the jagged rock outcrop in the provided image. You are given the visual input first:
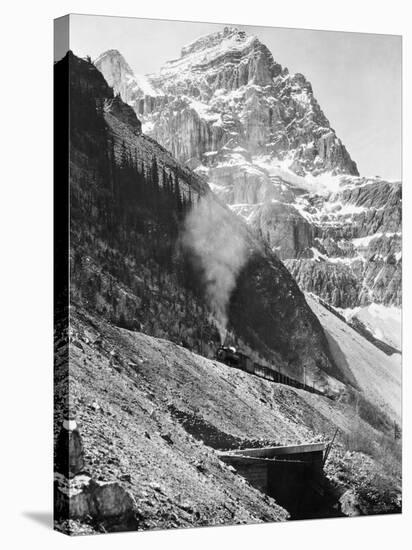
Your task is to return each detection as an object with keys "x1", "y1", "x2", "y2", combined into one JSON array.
[
  {"x1": 284, "y1": 178, "x2": 401, "y2": 309},
  {"x1": 104, "y1": 95, "x2": 142, "y2": 134},
  {"x1": 248, "y1": 202, "x2": 314, "y2": 260},
  {"x1": 94, "y1": 49, "x2": 138, "y2": 105}
]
